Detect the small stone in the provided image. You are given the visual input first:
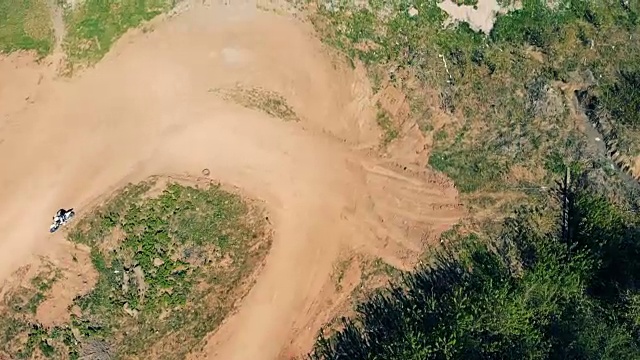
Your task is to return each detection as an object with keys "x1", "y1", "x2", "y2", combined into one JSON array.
[
  {"x1": 123, "y1": 303, "x2": 139, "y2": 318},
  {"x1": 153, "y1": 258, "x2": 164, "y2": 267},
  {"x1": 71, "y1": 327, "x2": 82, "y2": 341},
  {"x1": 408, "y1": 7, "x2": 419, "y2": 17},
  {"x1": 122, "y1": 271, "x2": 130, "y2": 293}
]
